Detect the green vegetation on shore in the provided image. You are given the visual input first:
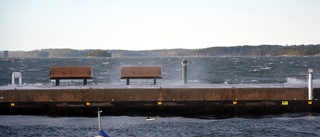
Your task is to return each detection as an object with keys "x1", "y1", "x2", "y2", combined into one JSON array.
[
  {"x1": 1, "y1": 49, "x2": 112, "y2": 58},
  {"x1": 1, "y1": 44, "x2": 320, "y2": 58}
]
